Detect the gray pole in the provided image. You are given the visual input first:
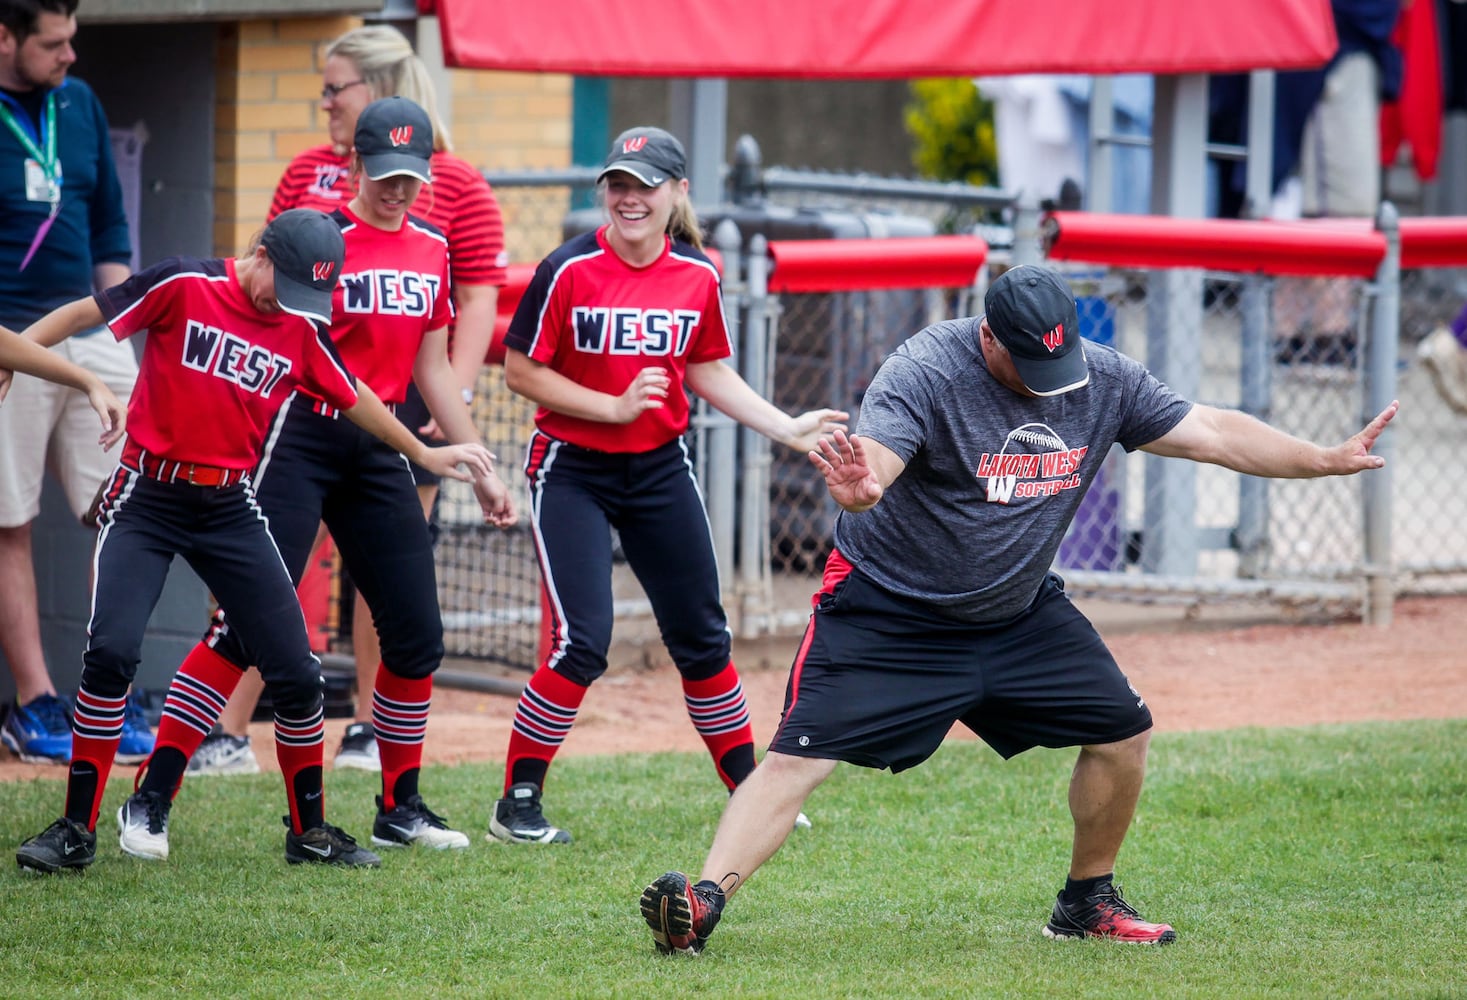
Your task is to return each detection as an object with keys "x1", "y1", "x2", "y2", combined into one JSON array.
[
  {"x1": 738, "y1": 235, "x2": 775, "y2": 637},
  {"x1": 705, "y1": 219, "x2": 743, "y2": 601},
  {"x1": 1363, "y1": 202, "x2": 1400, "y2": 625}
]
